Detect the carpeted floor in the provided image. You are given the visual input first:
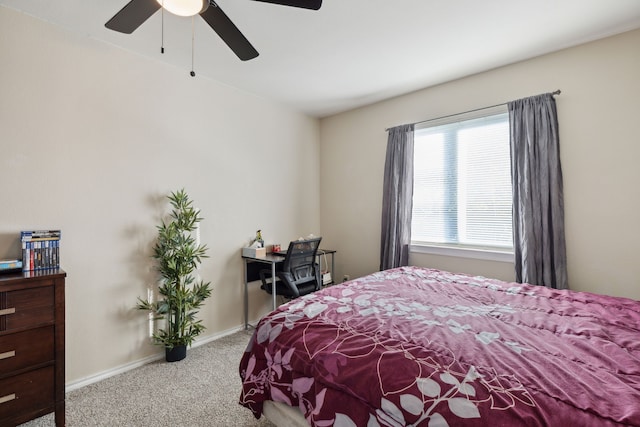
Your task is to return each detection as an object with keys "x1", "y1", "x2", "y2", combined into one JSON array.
[{"x1": 19, "y1": 330, "x2": 276, "y2": 427}]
